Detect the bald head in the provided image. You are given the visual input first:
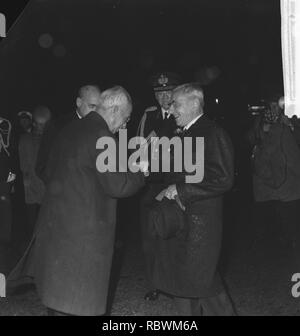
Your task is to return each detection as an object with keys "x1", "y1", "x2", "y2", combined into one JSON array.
[
  {"x1": 33, "y1": 105, "x2": 51, "y2": 121},
  {"x1": 33, "y1": 105, "x2": 52, "y2": 136},
  {"x1": 76, "y1": 85, "x2": 101, "y2": 118},
  {"x1": 97, "y1": 86, "x2": 132, "y2": 134}
]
